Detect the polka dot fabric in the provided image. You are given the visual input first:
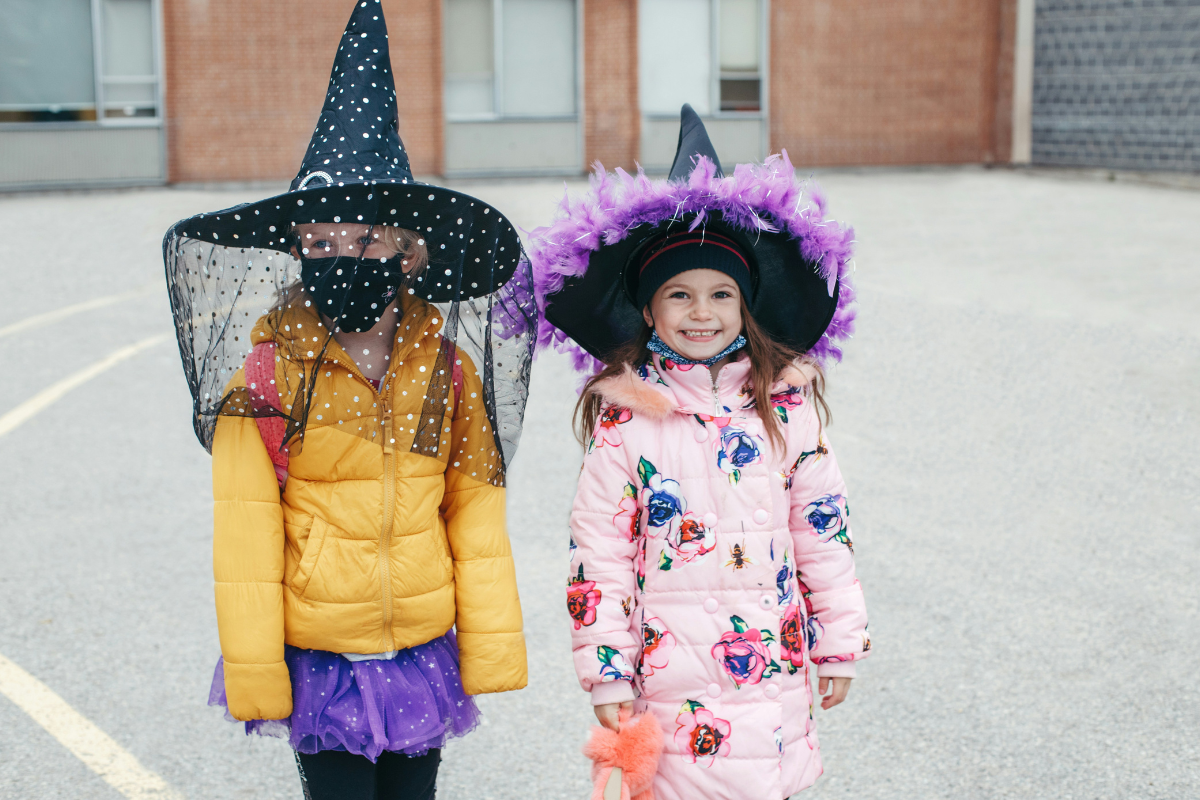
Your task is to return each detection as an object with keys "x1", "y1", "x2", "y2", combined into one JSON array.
[{"x1": 162, "y1": 0, "x2": 536, "y2": 483}]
